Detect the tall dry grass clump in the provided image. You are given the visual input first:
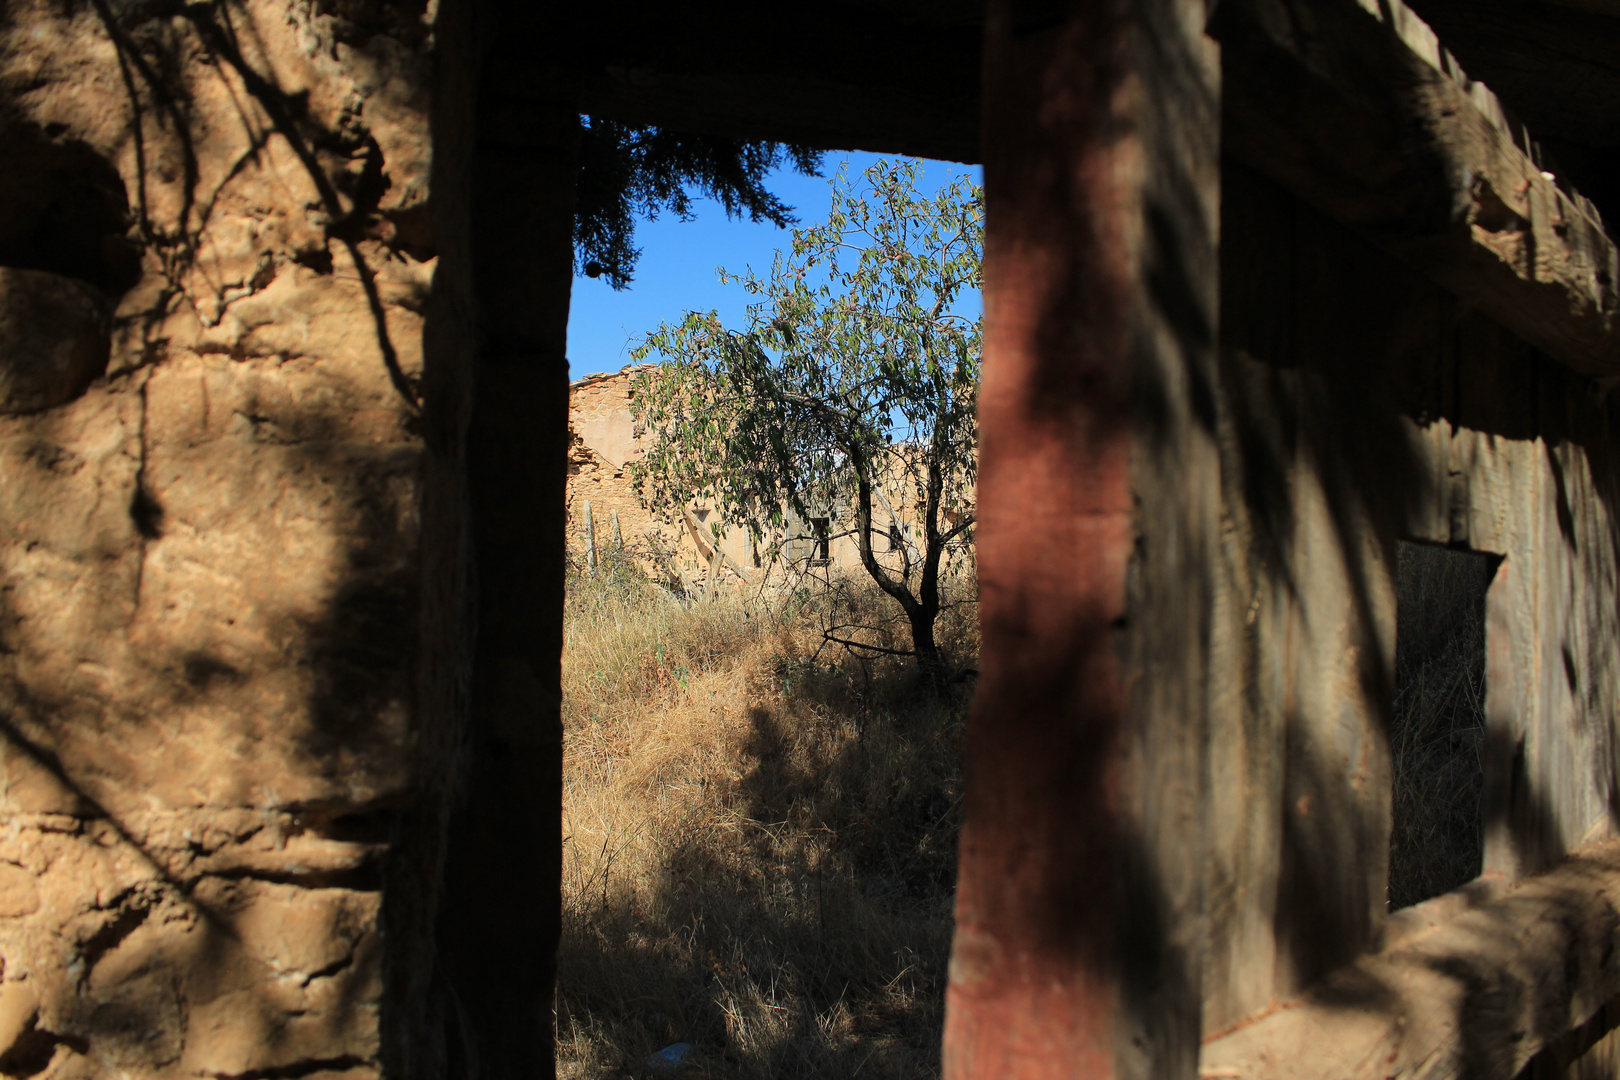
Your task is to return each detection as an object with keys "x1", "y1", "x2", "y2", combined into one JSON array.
[
  {"x1": 558, "y1": 551, "x2": 975, "y2": 1079},
  {"x1": 1388, "y1": 542, "x2": 1499, "y2": 910}
]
